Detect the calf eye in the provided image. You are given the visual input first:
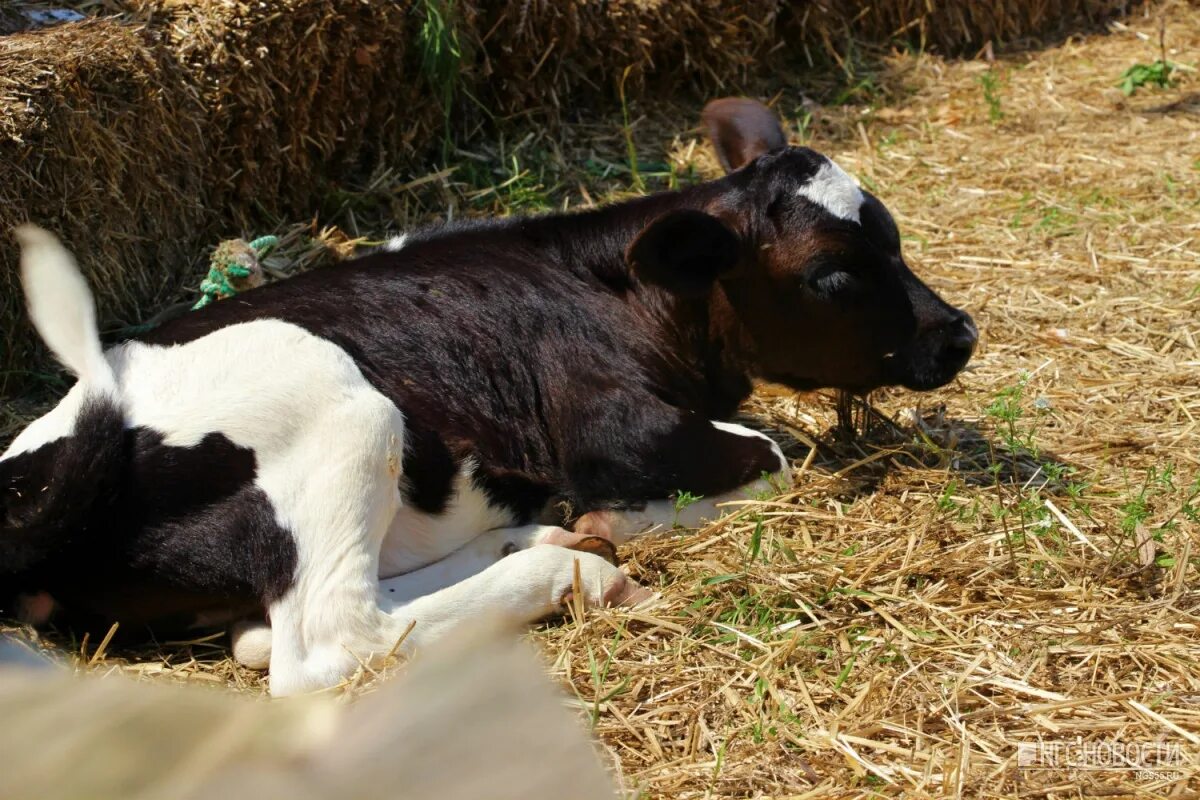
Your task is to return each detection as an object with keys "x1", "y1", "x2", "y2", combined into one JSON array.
[{"x1": 808, "y1": 266, "x2": 861, "y2": 297}]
